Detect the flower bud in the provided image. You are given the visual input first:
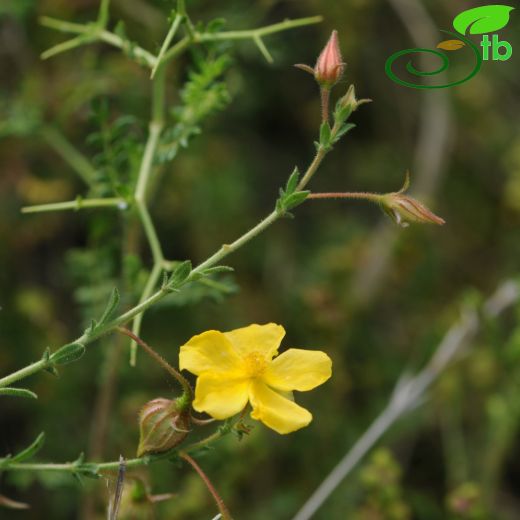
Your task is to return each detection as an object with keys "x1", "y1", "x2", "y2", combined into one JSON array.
[
  {"x1": 314, "y1": 30, "x2": 344, "y2": 87},
  {"x1": 137, "y1": 398, "x2": 190, "y2": 457},
  {"x1": 379, "y1": 172, "x2": 445, "y2": 227},
  {"x1": 337, "y1": 85, "x2": 371, "y2": 115},
  {"x1": 381, "y1": 193, "x2": 446, "y2": 227}
]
